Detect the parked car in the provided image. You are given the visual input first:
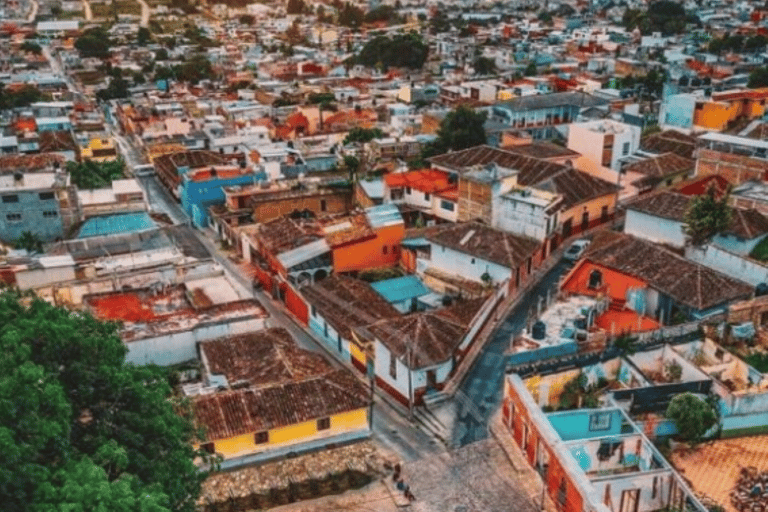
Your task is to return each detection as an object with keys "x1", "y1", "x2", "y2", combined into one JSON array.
[{"x1": 563, "y1": 239, "x2": 591, "y2": 261}]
